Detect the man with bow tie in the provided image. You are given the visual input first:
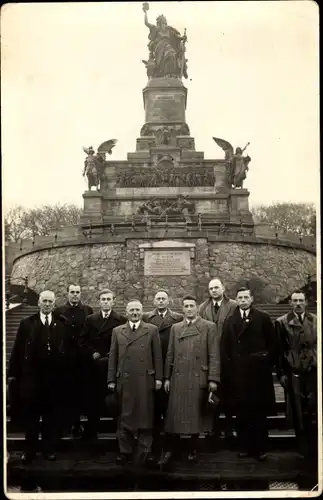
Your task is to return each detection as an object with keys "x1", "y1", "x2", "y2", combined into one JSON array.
[
  {"x1": 55, "y1": 284, "x2": 93, "y2": 437},
  {"x1": 107, "y1": 300, "x2": 163, "y2": 466},
  {"x1": 221, "y1": 287, "x2": 278, "y2": 461},
  {"x1": 8, "y1": 290, "x2": 68, "y2": 464},
  {"x1": 161, "y1": 295, "x2": 220, "y2": 468},
  {"x1": 275, "y1": 290, "x2": 317, "y2": 458},
  {"x1": 198, "y1": 278, "x2": 237, "y2": 442},
  {"x1": 143, "y1": 290, "x2": 183, "y2": 459},
  {"x1": 80, "y1": 289, "x2": 127, "y2": 440}
]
